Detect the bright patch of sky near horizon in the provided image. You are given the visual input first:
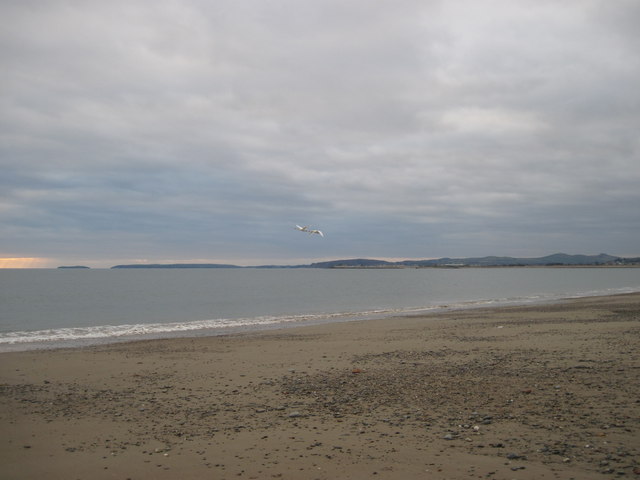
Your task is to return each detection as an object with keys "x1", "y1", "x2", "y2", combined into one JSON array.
[{"x1": 1, "y1": 0, "x2": 639, "y2": 268}]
